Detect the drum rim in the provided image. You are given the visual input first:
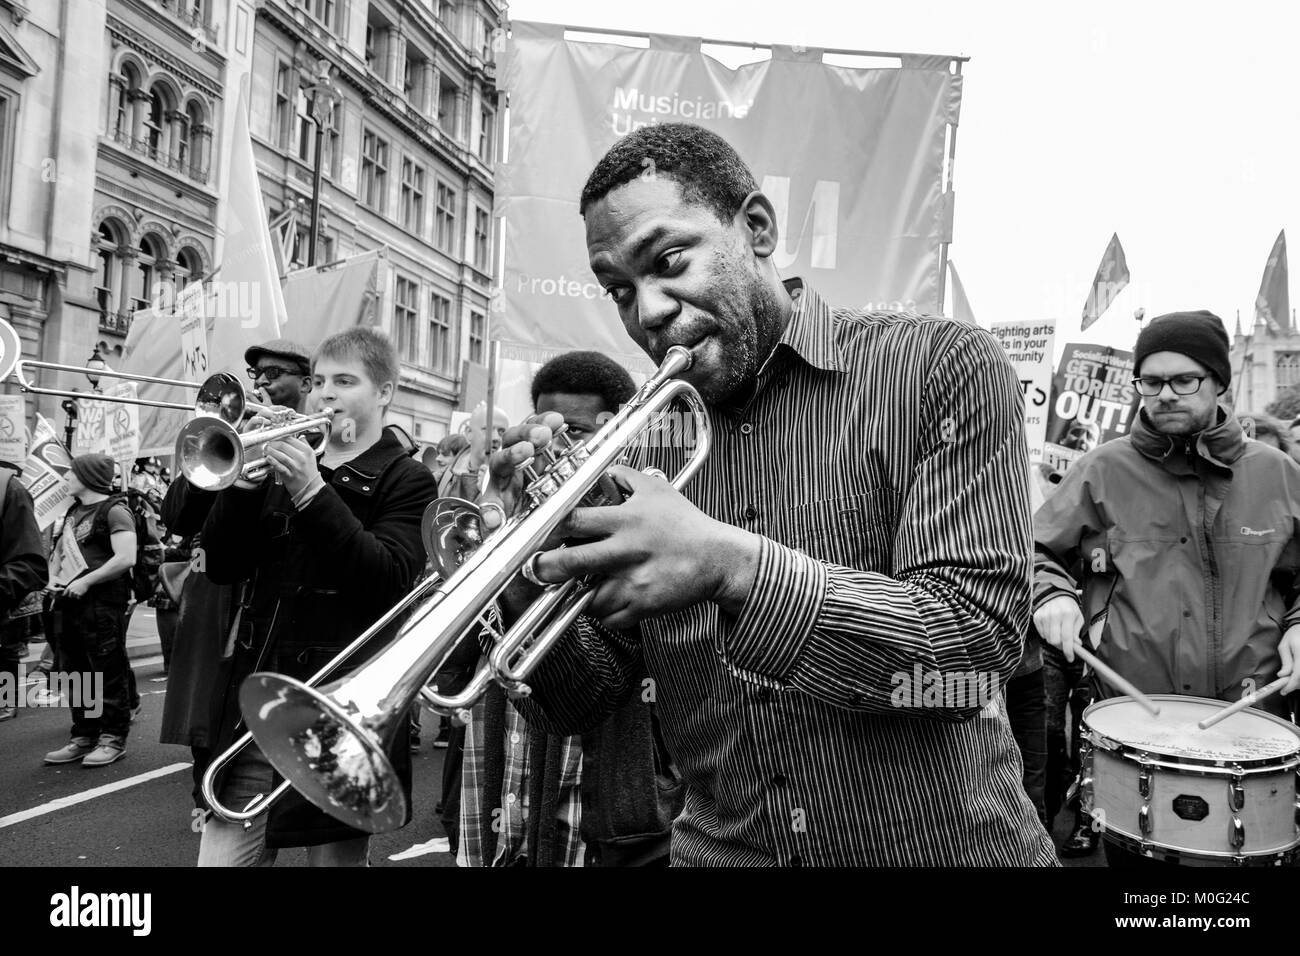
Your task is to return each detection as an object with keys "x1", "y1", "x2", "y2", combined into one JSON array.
[
  {"x1": 1097, "y1": 826, "x2": 1300, "y2": 865},
  {"x1": 1083, "y1": 694, "x2": 1300, "y2": 768}
]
